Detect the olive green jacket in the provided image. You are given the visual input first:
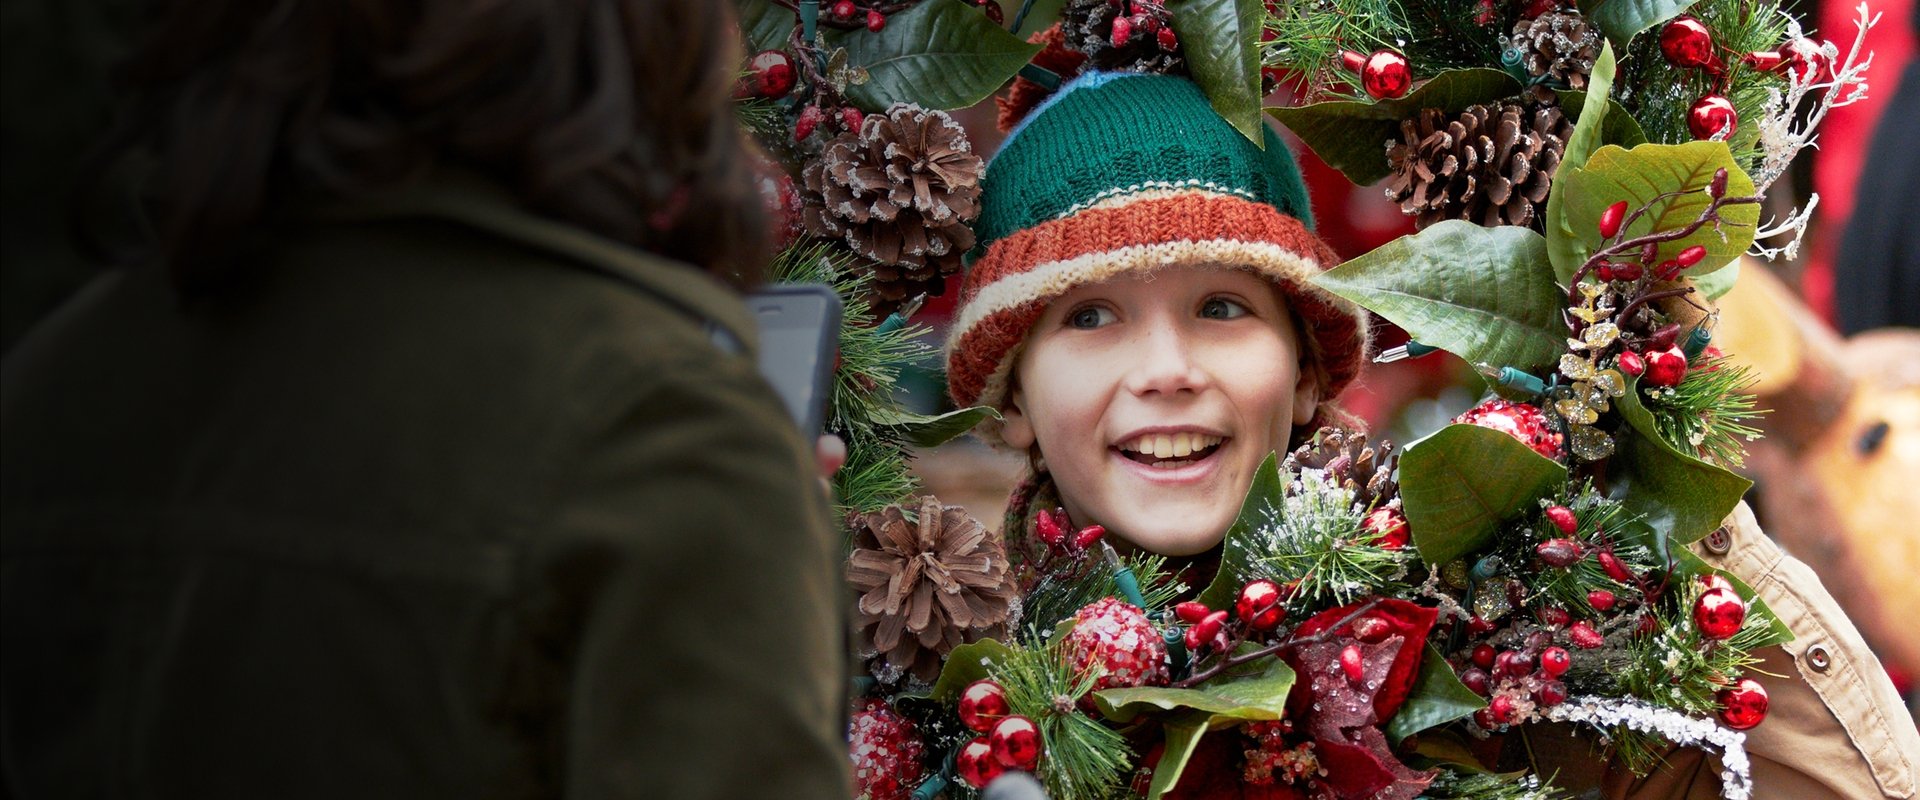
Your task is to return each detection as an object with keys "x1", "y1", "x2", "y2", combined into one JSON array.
[{"x1": 1, "y1": 176, "x2": 849, "y2": 798}]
